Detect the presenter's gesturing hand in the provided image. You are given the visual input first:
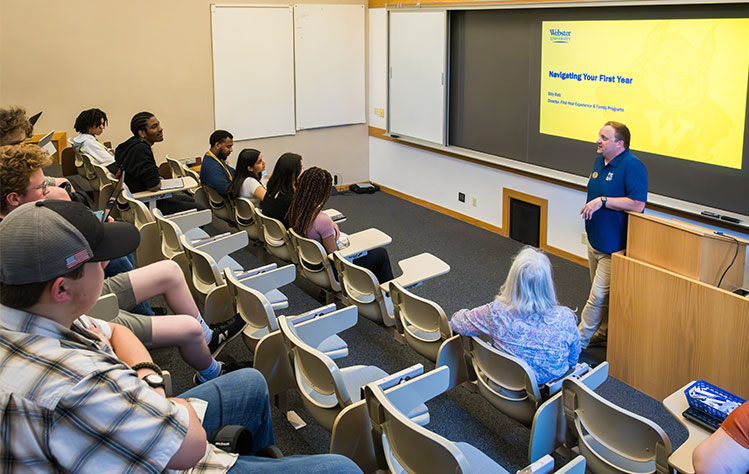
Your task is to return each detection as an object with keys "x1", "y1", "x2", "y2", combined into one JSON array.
[{"x1": 580, "y1": 197, "x2": 603, "y2": 220}]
